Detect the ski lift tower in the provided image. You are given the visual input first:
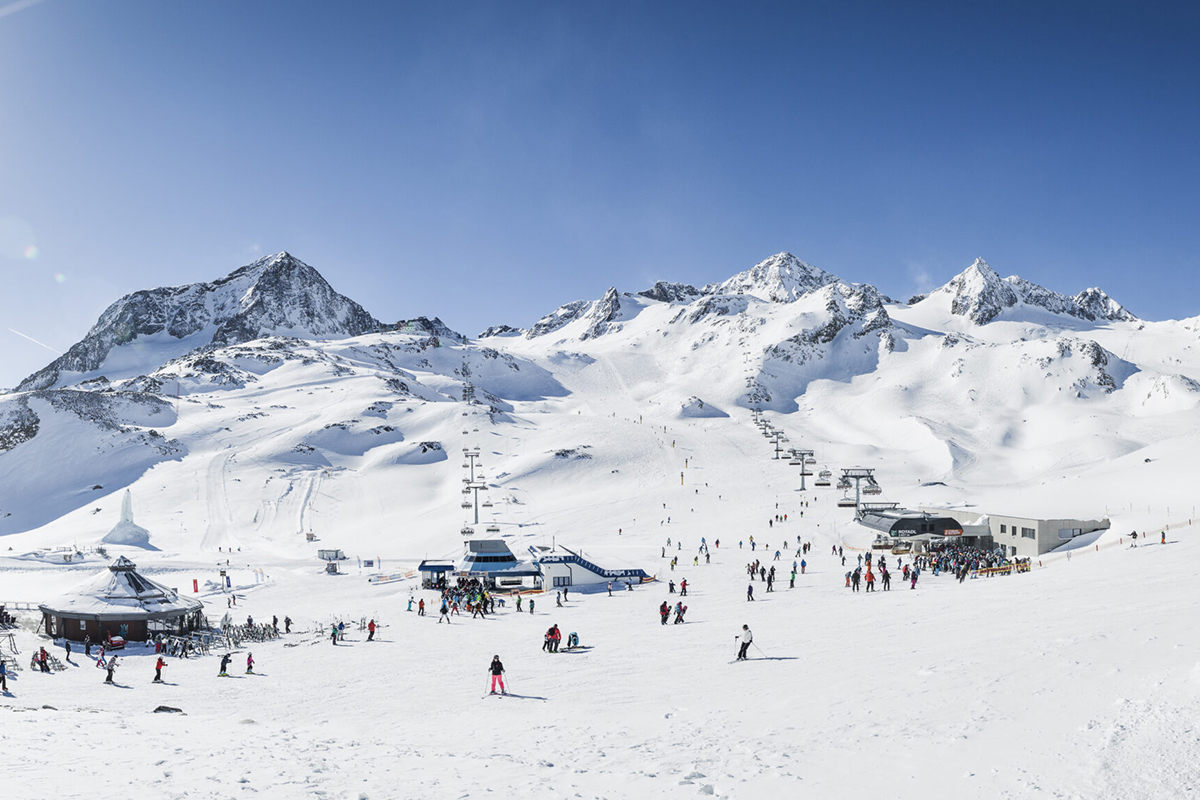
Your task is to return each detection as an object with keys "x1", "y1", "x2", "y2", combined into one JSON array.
[
  {"x1": 461, "y1": 360, "x2": 476, "y2": 404},
  {"x1": 463, "y1": 449, "x2": 482, "y2": 483},
  {"x1": 465, "y1": 480, "x2": 489, "y2": 525},
  {"x1": 790, "y1": 449, "x2": 814, "y2": 490},
  {"x1": 769, "y1": 431, "x2": 788, "y2": 459},
  {"x1": 838, "y1": 468, "x2": 878, "y2": 516}
]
